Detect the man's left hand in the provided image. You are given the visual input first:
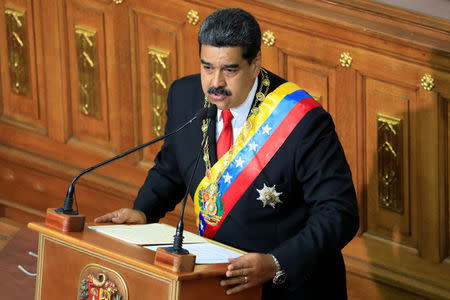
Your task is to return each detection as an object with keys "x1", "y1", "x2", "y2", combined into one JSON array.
[{"x1": 220, "y1": 253, "x2": 277, "y2": 295}]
